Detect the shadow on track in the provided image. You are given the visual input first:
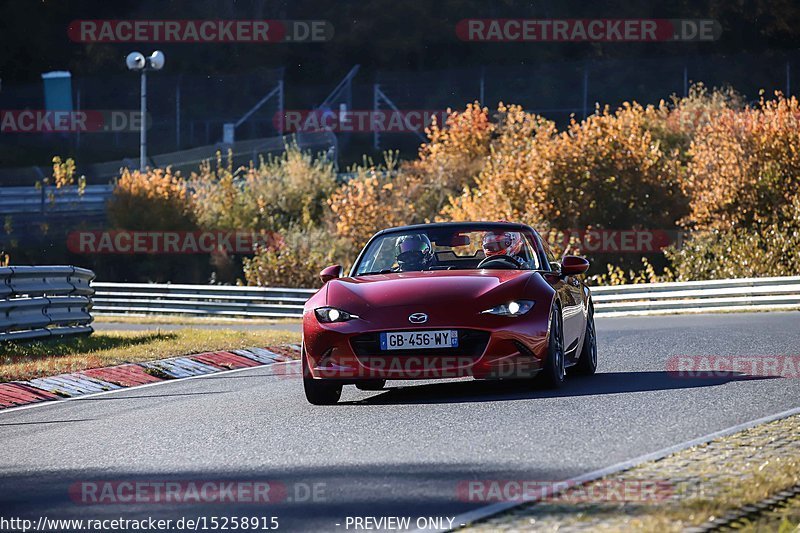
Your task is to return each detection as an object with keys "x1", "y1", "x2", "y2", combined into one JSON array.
[
  {"x1": 339, "y1": 371, "x2": 777, "y2": 405},
  {"x1": 0, "y1": 462, "x2": 542, "y2": 531}
]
